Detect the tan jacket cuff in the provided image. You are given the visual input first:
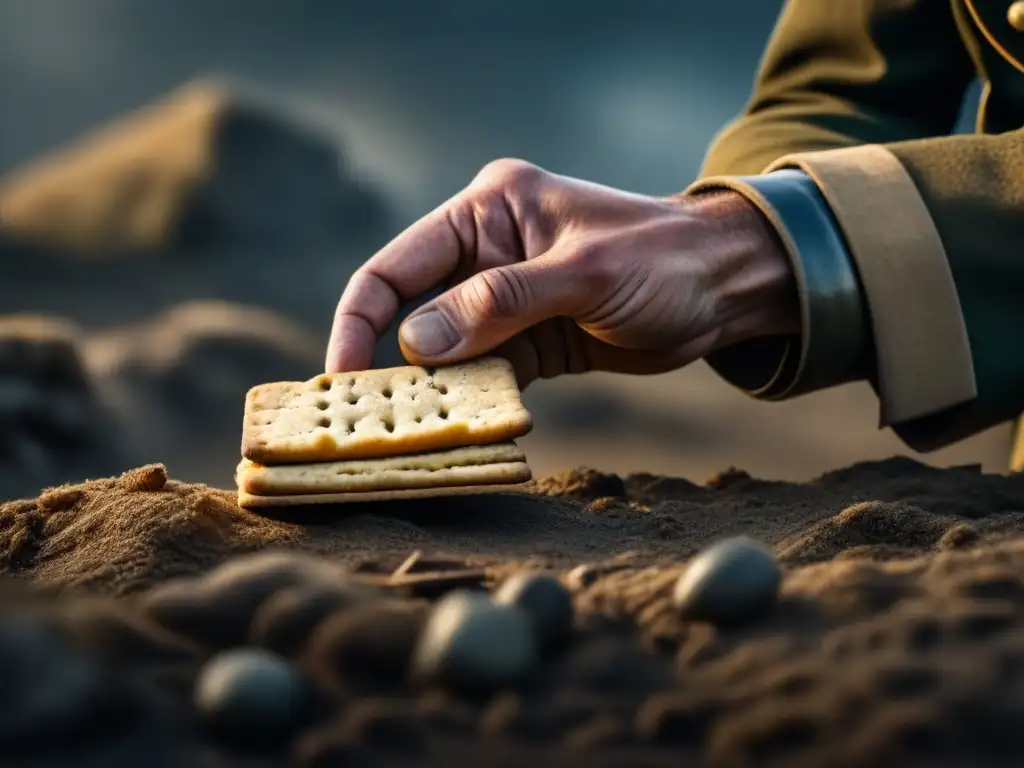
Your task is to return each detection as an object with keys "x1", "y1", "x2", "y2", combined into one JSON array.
[
  {"x1": 1012, "y1": 418, "x2": 1024, "y2": 474},
  {"x1": 766, "y1": 144, "x2": 977, "y2": 426}
]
